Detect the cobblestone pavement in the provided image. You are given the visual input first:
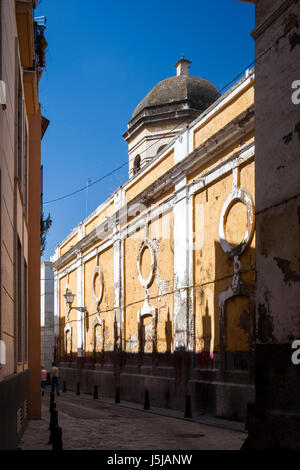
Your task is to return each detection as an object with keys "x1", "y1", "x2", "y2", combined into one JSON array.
[{"x1": 19, "y1": 392, "x2": 247, "y2": 450}]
